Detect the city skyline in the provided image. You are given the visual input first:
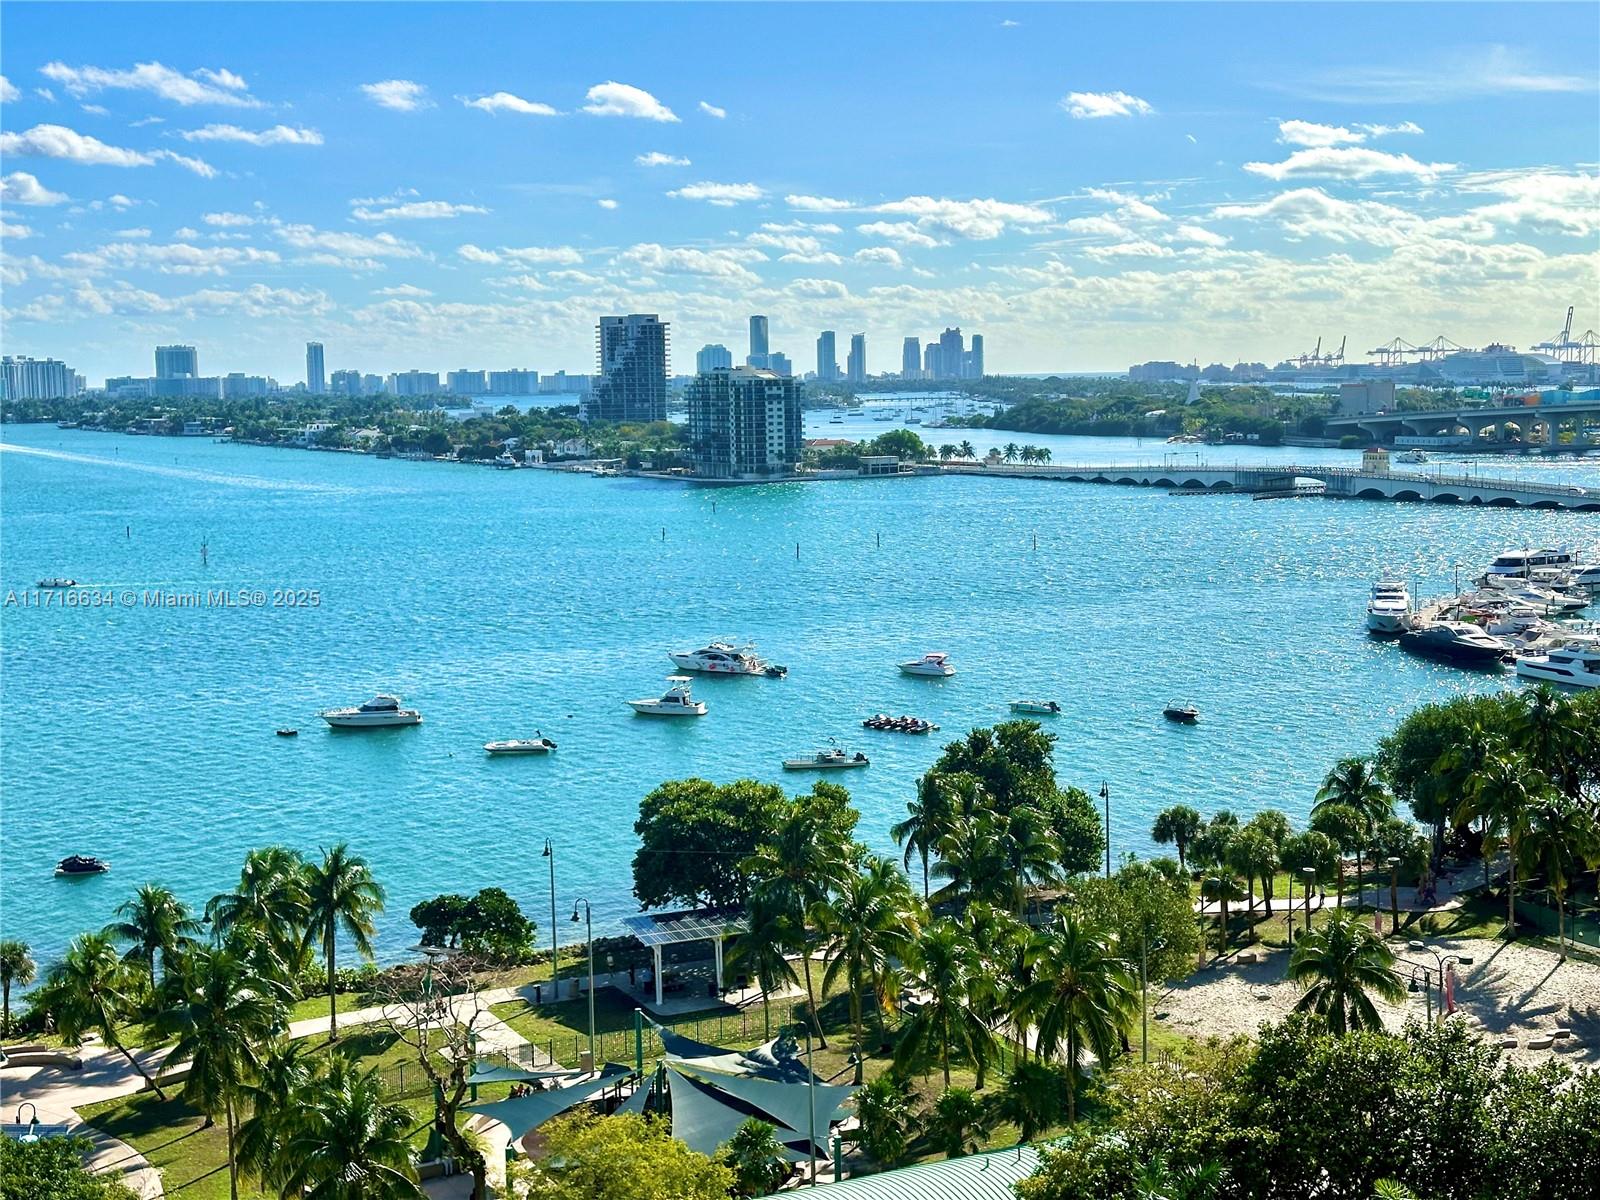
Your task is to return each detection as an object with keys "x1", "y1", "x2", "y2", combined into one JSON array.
[{"x1": 1, "y1": 4, "x2": 1596, "y2": 384}]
